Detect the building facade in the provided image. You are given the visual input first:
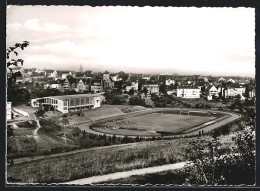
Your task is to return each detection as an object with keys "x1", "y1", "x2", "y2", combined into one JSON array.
[
  {"x1": 142, "y1": 84, "x2": 159, "y2": 94},
  {"x1": 6, "y1": 102, "x2": 12, "y2": 120},
  {"x1": 206, "y1": 85, "x2": 219, "y2": 97},
  {"x1": 31, "y1": 94, "x2": 101, "y2": 113},
  {"x1": 177, "y1": 86, "x2": 200, "y2": 98},
  {"x1": 165, "y1": 79, "x2": 175, "y2": 86}
]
